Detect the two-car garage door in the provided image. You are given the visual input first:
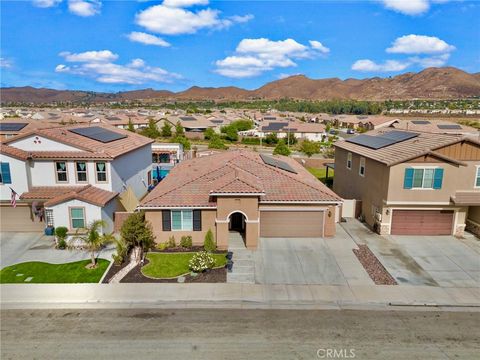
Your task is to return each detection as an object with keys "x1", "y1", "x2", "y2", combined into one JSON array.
[
  {"x1": 0, "y1": 205, "x2": 45, "y2": 232},
  {"x1": 391, "y1": 210, "x2": 454, "y2": 235},
  {"x1": 260, "y1": 211, "x2": 324, "y2": 237}
]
